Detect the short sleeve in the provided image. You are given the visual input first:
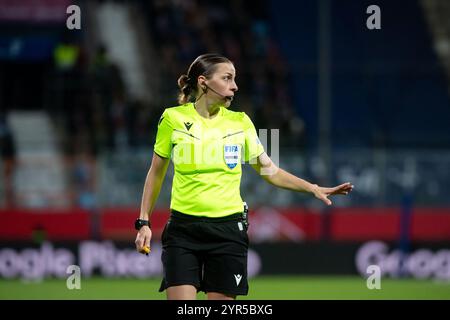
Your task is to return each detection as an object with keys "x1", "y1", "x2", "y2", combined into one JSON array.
[
  {"x1": 154, "y1": 109, "x2": 173, "y2": 158},
  {"x1": 243, "y1": 113, "x2": 264, "y2": 162}
]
